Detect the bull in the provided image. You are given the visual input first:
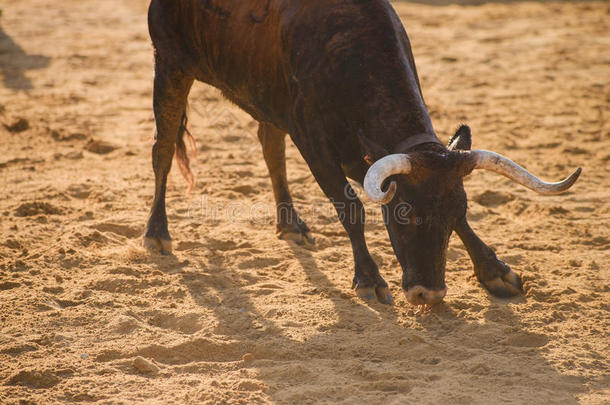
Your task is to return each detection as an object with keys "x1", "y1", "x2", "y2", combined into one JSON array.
[{"x1": 143, "y1": 0, "x2": 581, "y2": 305}]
